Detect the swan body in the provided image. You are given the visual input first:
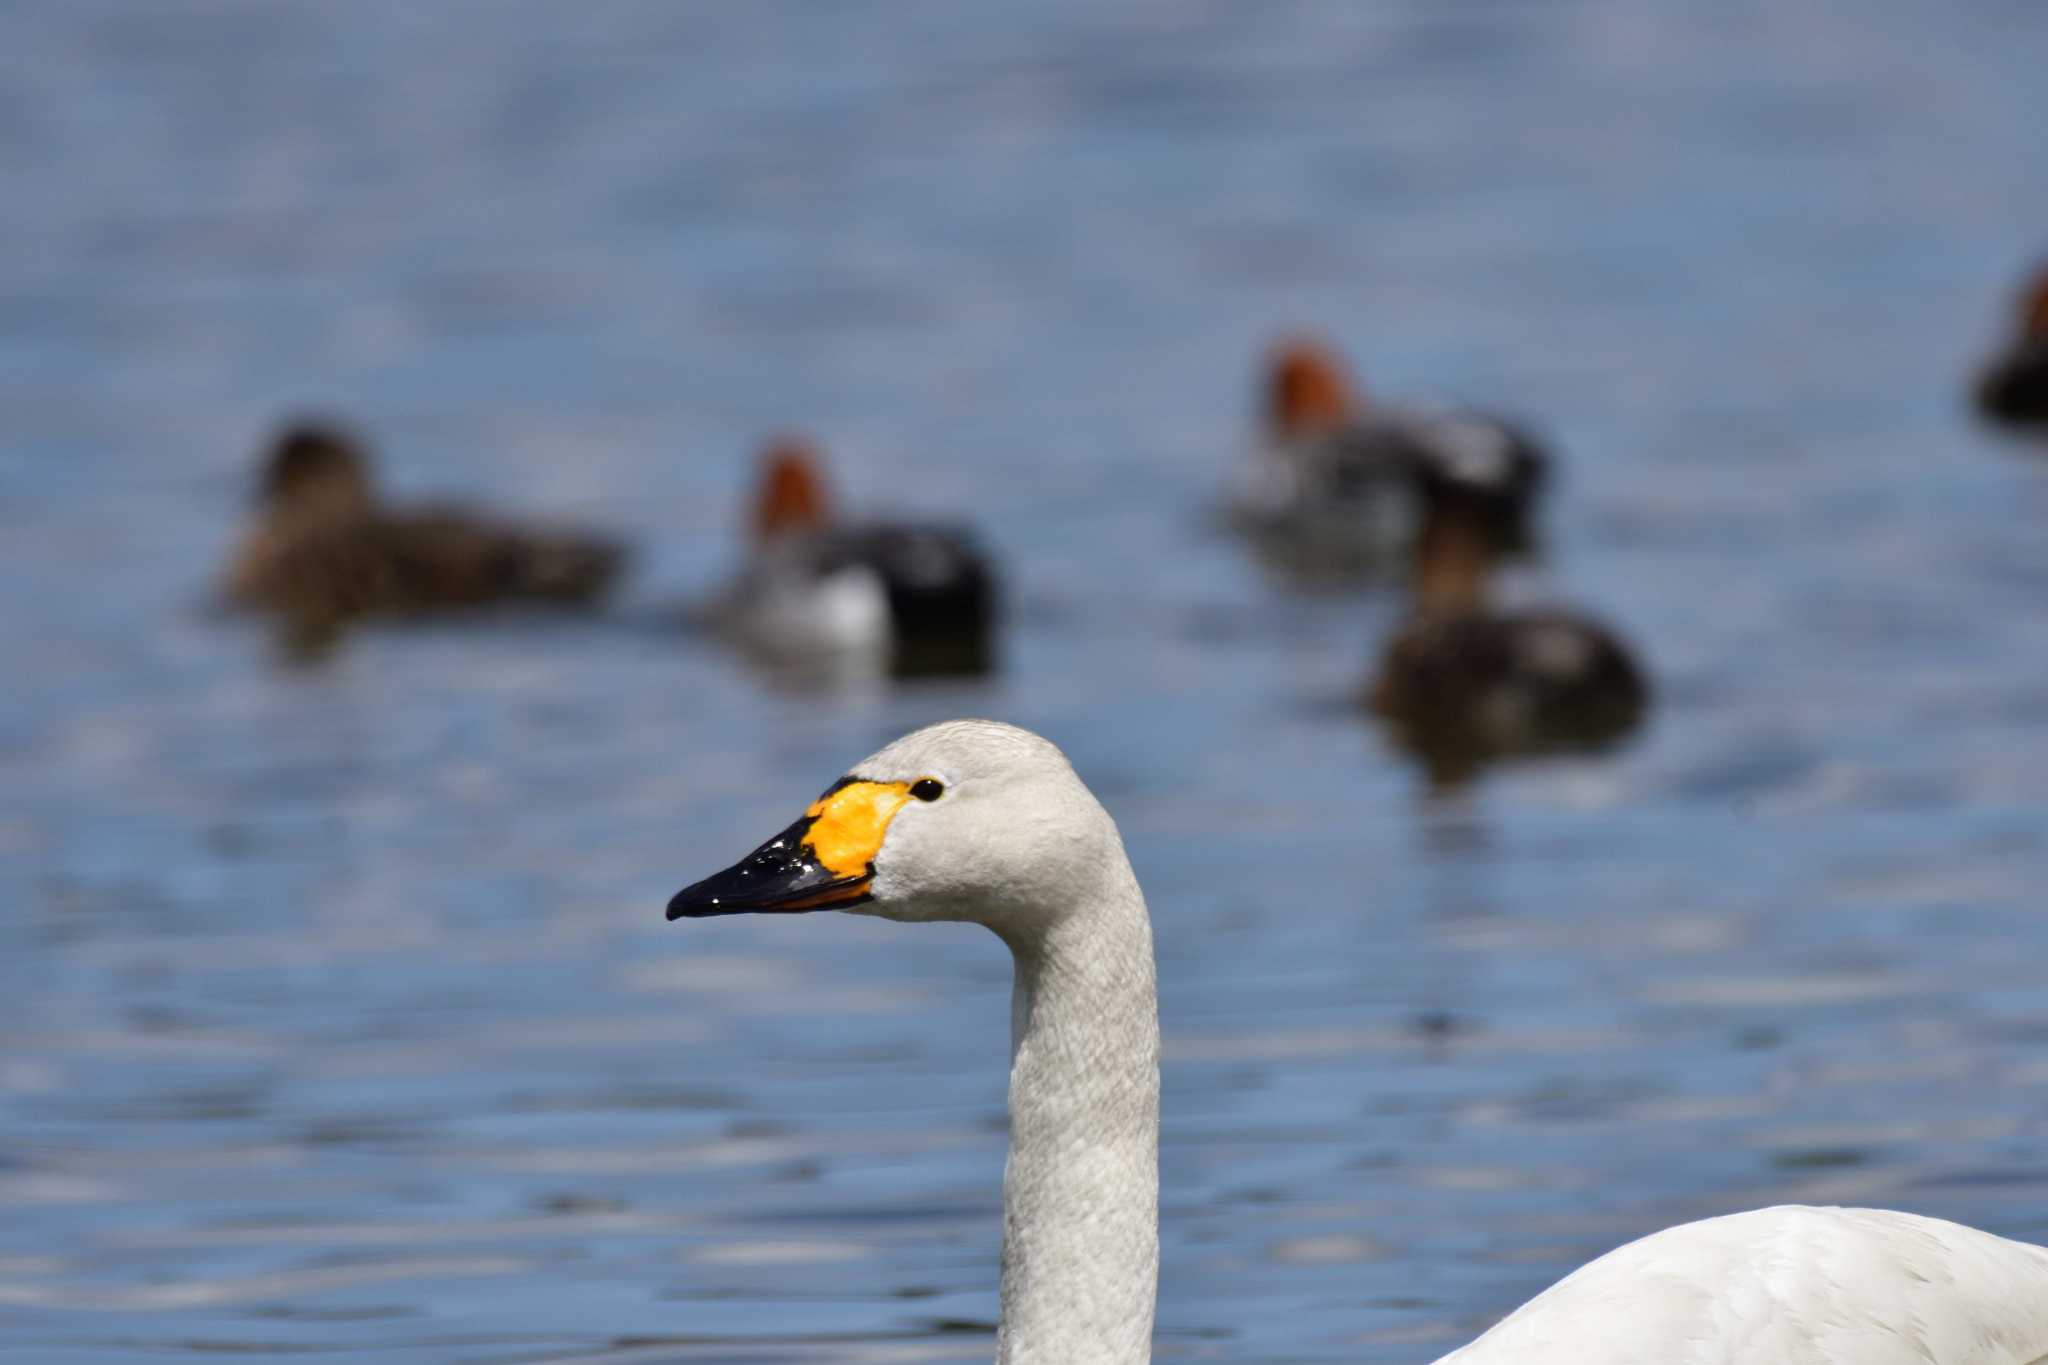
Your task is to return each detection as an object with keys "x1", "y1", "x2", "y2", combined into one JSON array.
[
  {"x1": 663, "y1": 720, "x2": 2048, "y2": 1364},
  {"x1": 714, "y1": 438, "x2": 998, "y2": 679},
  {"x1": 1441, "y1": 1205, "x2": 2048, "y2": 1365}
]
